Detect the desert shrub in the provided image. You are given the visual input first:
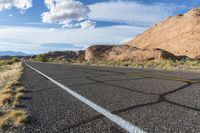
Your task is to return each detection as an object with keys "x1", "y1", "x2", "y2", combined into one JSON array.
[
  {"x1": 0, "y1": 57, "x2": 20, "y2": 66},
  {"x1": 36, "y1": 54, "x2": 48, "y2": 62},
  {"x1": 60, "y1": 58, "x2": 66, "y2": 63},
  {"x1": 11, "y1": 57, "x2": 19, "y2": 62},
  {"x1": 0, "y1": 60, "x2": 14, "y2": 66},
  {"x1": 74, "y1": 54, "x2": 86, "y2": 63},
  {"x1": 48, "y1": 58, "x2": 54, "y2": 62}
]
